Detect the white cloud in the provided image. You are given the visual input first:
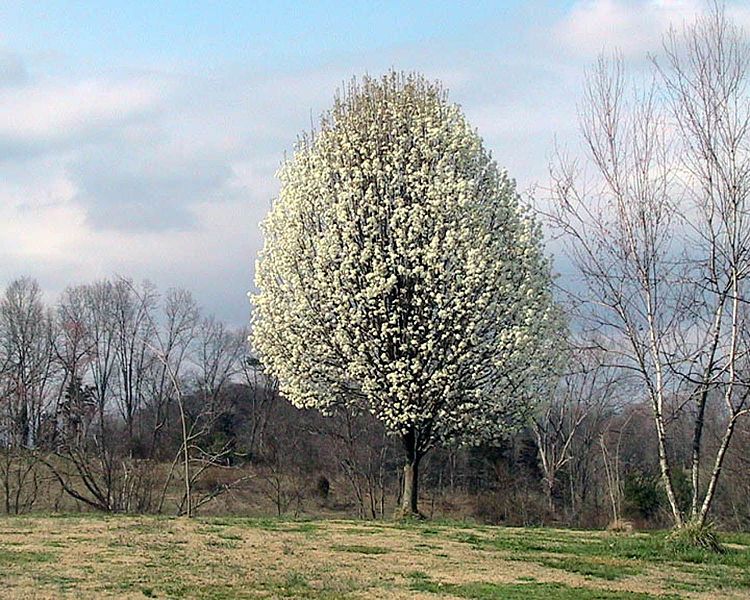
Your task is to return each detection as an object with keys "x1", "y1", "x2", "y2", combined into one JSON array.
[
  {"x1": 0, "y1": 50, "x2": 27, "y2": 87},
  {"x1": 556, "y1": 0, "x2": 703, "y2": 58},
  {"x1": 0, "y1": 77, "x2": 165, "y2": 148}
]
